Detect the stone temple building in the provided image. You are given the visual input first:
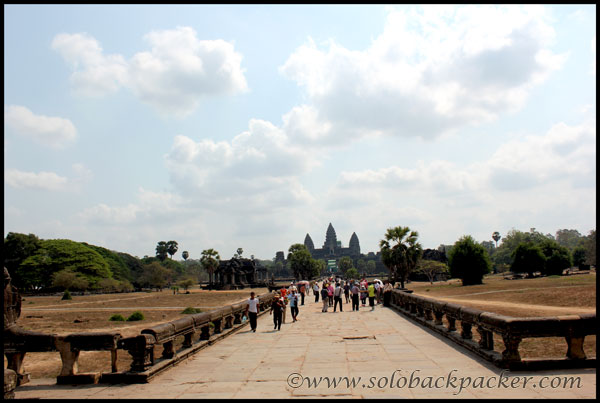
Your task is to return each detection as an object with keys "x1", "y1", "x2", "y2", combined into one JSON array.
[
  {"x1": 304, "y1": 223, "x2": 361, "y2": 260},
  {"x1": 275, "y1": 223, "x2": 385, "y2": 275}
]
